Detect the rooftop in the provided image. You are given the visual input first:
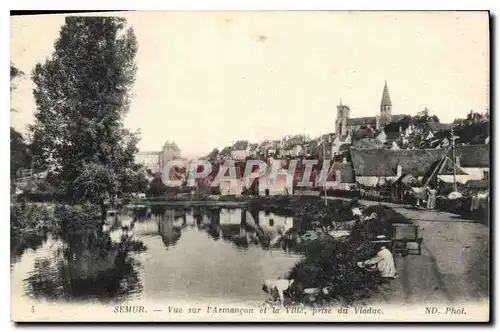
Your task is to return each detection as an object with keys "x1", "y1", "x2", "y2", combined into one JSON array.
[
  {"x1": 381, "y1": 81, "x2": 392, "y2": 107},
  {"x1": 350, "y1": 145, "x2": 488, "y2": 177},
  {"x1": 347, "y1": 116, "x2": 377, "y2": 126}
]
